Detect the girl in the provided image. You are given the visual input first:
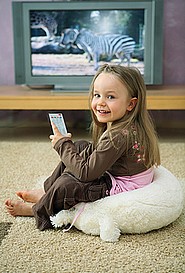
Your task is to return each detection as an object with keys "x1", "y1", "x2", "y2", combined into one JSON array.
[{"x1": 5, "y1": 64, "x2": 160, "y2": 231}]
